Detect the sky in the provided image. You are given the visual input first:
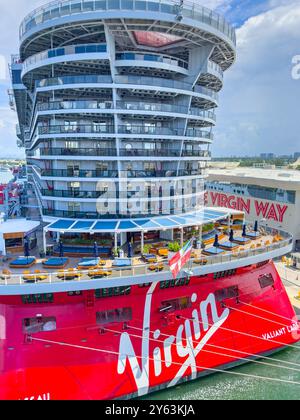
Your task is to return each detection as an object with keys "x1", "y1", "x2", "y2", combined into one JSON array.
[{"x1": 0, "y1": 0, "x2": 299, "y2": 158}]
